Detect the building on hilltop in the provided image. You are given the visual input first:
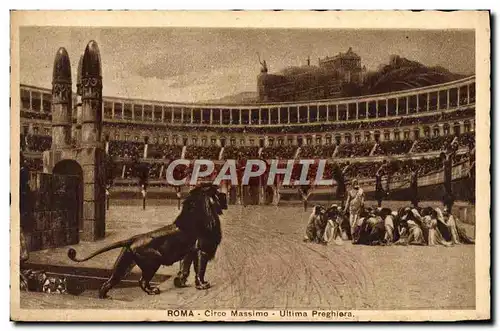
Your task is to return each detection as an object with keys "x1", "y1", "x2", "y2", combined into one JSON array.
[{"x1": 257, "y1": 47, "x2": 367, "y2": 102}]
